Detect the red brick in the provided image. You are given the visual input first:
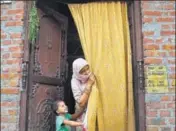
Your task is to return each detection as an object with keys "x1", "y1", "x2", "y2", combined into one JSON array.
[
  {"x1": 154, "y1": 4, "x2": 164, "y2": 10},
  {"x1": 2, "y1": 67, "x2": 9, "y2": 73},
  {"x1": 168, "y1": 59, "x2": 176, "y2": 64},
  {"x1": 147, "y1": 118, "x2": 165, "y2": 125},
  {"x1": 162, "y1": 45, "x2": 175, "y2": 50},
  {"x1": 0, "y1": 16, "x2": 8, "y2": 21},
  {"x1": 143, "y1": 11, "x2": 162, "y2": 16},
  {"x1": 146, "y1": 102, "x2": 165, "y2": 109},
  {"x1": 15, "y1": 15, "x2": 23, "y2": 20},
  {"x1": 160, "y1": 111, "x2": 171, "y2": 117},
  {"x1": 12, "y1": 53, "x2": 23, "y2": 58},
  {"x1": 143, "y1": 38, "x2": 154, "y2": 44},
  {"x1": 10, "y1": 33, "x2": 22, "y2": 39},
  {"x1": 169, "y1": 11, "x2": 176, "y2": 16},
  {"x1": 2, "y1": 53, "x2": 10, "y2": 59},
  {"x1": 6, "y1": 59, "x2": 22, "y2": 65},
  {"x1": 5, "y1": 21, "x2": 23, "y2": 26},
  {"x1": 1, "y1": 33, "x2": 7, "y2": 39},
  {"x1": 12, "y1": 40, "x2": 23, "y2": 44},
  {"x1": 169, "y1": 51, "x2": 176, "y2": 57},
  {"x1": 1, "y1": 117, "x2": 8, "y2": 123},
  {"x1": 6, "y1": 60, "x2": 13, "y2": 65},
  {"x1": 144, "y1": 44, "x2": 159, "y2": 50},
  {"x1": 1, "y1": 88, "x2": 19, "y2": 94},
  {"x1": 1, "y1": 116, "x2": 17, "y2": 123},
  {"x1": 156, "y1": 18, "x2": 175, "y2": 22},
  {"x1": 9, "y1": 46, "x2": 23, "y2": 52},
  {"x1": 147, "y1": 111, "x2": 157, "y2": 117},
  {"x1": 172, "y1": 24, "x2": 175, "y2": 29},
  {"x1": 2, "y1": 40, "x2": 11, "y2": 45},
  {"x1": 0, "y1": 29, "x2": 4, "y2": 33},
  {"x1": 145, "y1": 58, "x2": 162, "y2": 64},
  {"x1": 170, "y1": 66, "x2": 176, "y2": 72},
  {"x1": 161, "y1": 31, "x2": 175, "y2": 36},
  {"x1": 161, "y1": 25, "x2": 171, "y2": 30},
  {"x1": 161, "y1": 96, "x2": 171, "y2": 101},
  {"x1": 143, "y1": 17, "x2": 153, "y2": 23},
  {"x1": 1, "y1": 74, "x2": 9, "y2": 79},
  {"x1": 169, "y1": 118, "x2": 175, "y2": 125},
  {"x1": 1, "y1": 102, "x2": 17, "y2": 107},
  {"x1": 1, "y1": 125, "x2": 6, "y2": 129},
  {"x1": 169, "y1": 73, "x2": 176, "y2": 79},
  {"x1": 160, "y1": 127, "x2": 172, "y2": 131},
  {"x1": 157, "y1": 51, "x2": 167, "y2": 57},
  {"x1": 16, "y1": 1, "x2": 24, "y2": 8},
  {"x1": 10, "y1": 80, "x2": 19, "y2": 87},
  {"x1": 144, "y1": 50, "x2": 156, "y2": 57},
  {"x1": 10, "y1": 67, "x2": 22, "y2": 73},
  {"x1": 16, "y1": 59, "x2": 22, "y2": 64},
  {"x1": 155, "y1": 38, "x2": 163, "y2": 44},
  {"x1": 7, "y1": 9, "x2": 24, "y2": 15},
  {"x1": 168, "y1": 37, "x2": 175, "y2": 43},
  {"x1": 163, "y1": 12, "x2": 169, "y2": 16},
  {"x1": 1, "y1": 48, "x2": 4, "y2": 51},
  {"x1": 167, "y1": 103, "x2": 175, "y2": 109},
  {"x1": 1, "y1": 4, "x2": 10, "y2": 9},
  {"x1": 141, "y1": 2, "x2": 150, "y2": 9},
  {"x1": 2, "y1": 60, "x2": 7, "y2": 65},
  {"x1": 8, "y1": 109, "x2": 17, "y2": 115},
  {"x1": 164, "y1": 4, "x2": 175, "y2": 10},
  {"x1": 143, "y1": 31, "x2": 155, "y2": 36}
]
